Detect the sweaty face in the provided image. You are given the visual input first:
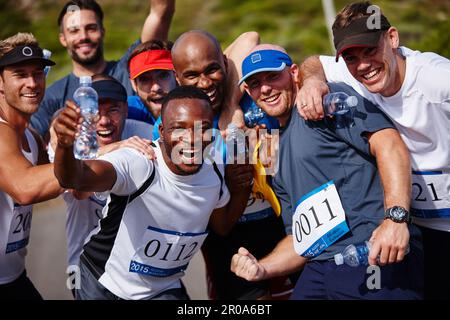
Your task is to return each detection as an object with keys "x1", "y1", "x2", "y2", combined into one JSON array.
[
  {"x1": 0, "y1": 62, "x2": 46, "y2": 115},
  {"x1": 341, "y1": 32, "x2": 401, "y2": 97},
  {"x1": 60, "y1": 9, "x2": 104, "y2": 65},
  {"x1": 244, "y1": 66, "x2": 297, "y2": 126},
  {"x1": 174, "y1": 44, "x2": 227, "y2": 114},
  {"x1": 134, "y1": 69, "x2": 177, "y2": 119},
  {"x1": 159, "y1": 98, "x2": 213, "y2": 176},
  {"x1": 96, "y1": 98, "x2": 127, "y2": 146}
]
